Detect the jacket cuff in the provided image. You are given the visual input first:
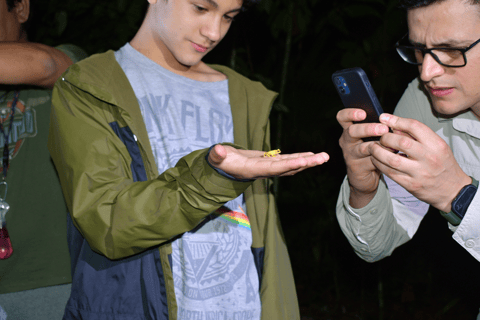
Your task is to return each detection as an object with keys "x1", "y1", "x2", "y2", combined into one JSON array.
[{"x1": 205, "y1": 144, "x2": 255, "y2": 183}]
